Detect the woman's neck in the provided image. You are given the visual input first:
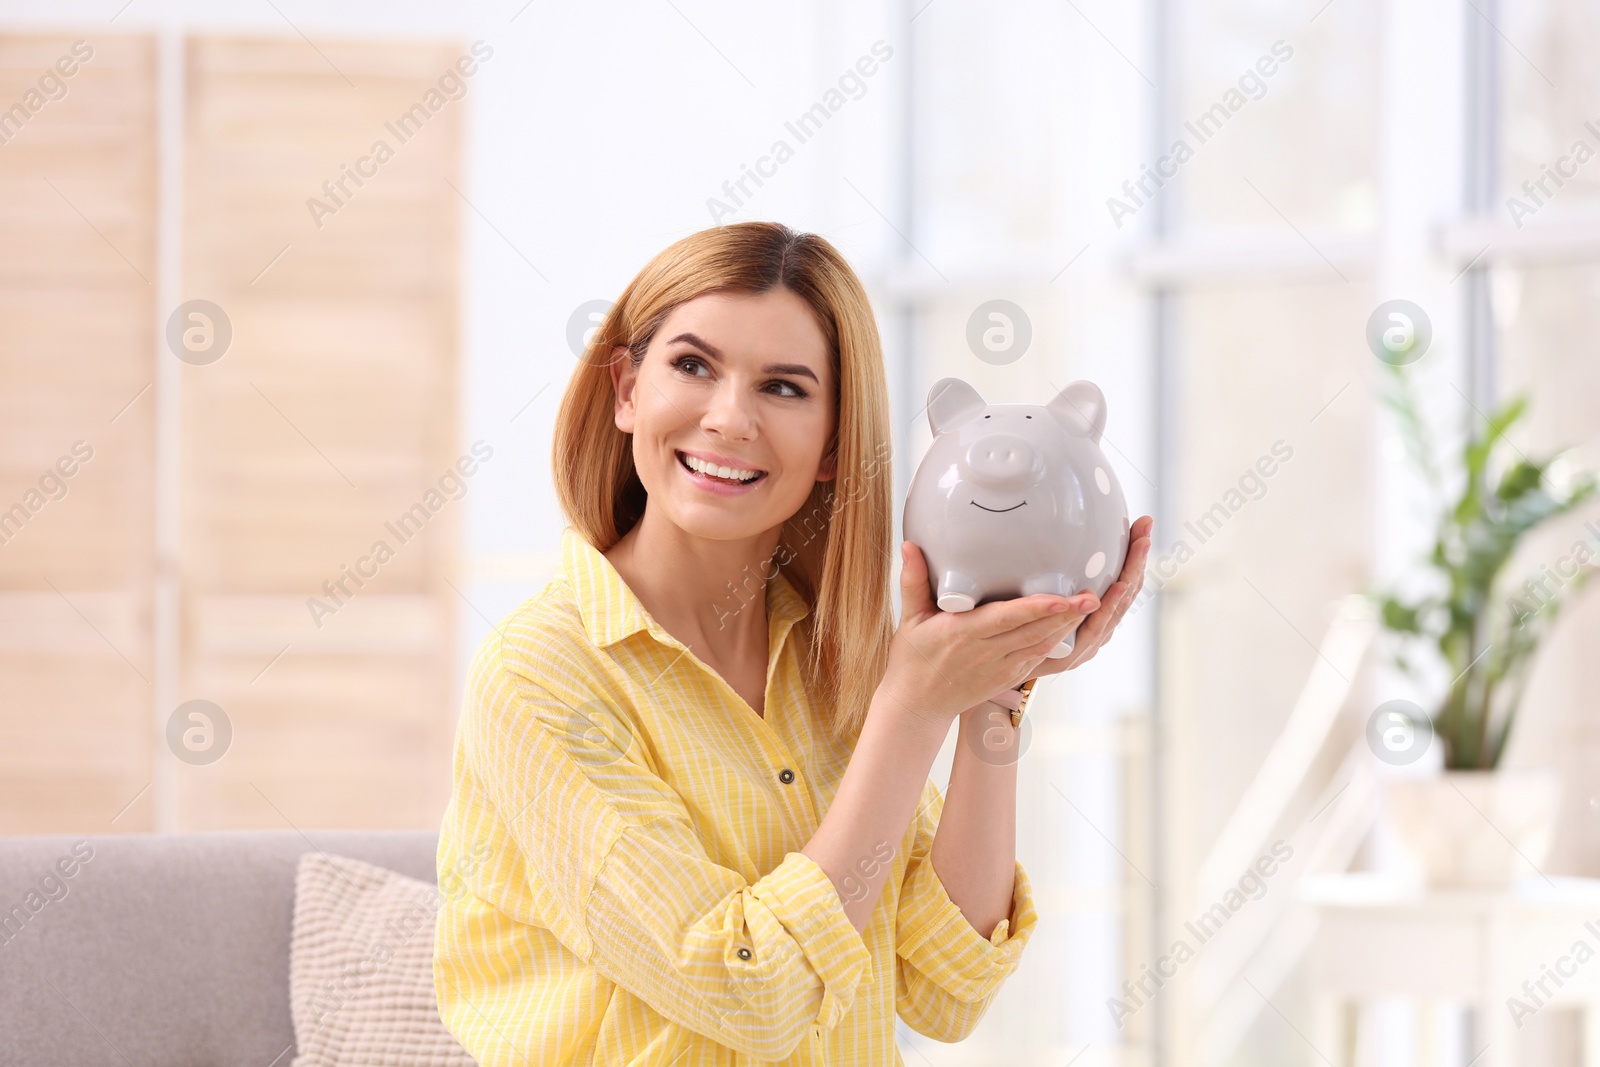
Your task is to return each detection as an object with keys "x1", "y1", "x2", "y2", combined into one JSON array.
[{"x1": 602, "y1": 507, "x2": 783, "y2": 666}]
